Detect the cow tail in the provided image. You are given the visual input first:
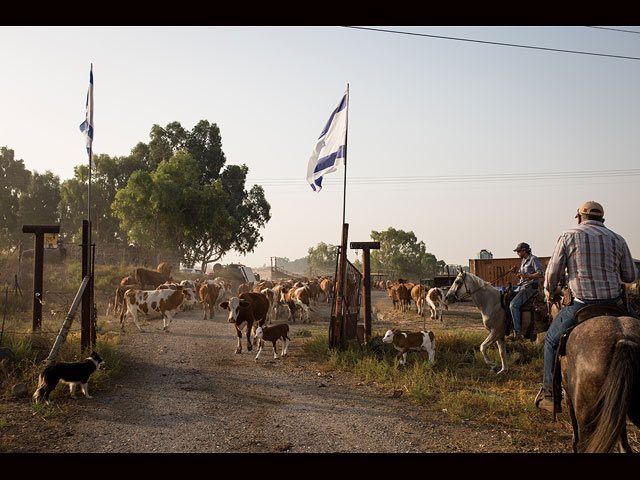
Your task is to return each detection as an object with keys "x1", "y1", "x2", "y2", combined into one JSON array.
[{"x1": 583, "y1": 339, "x2": 640, "y2": 453}]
